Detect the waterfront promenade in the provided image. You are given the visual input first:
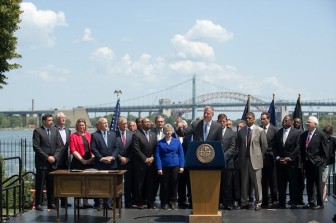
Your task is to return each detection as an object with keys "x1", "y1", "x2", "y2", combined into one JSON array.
[{"x1": 6, "y1": 195, "x2": 336, "y2": 223}]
